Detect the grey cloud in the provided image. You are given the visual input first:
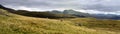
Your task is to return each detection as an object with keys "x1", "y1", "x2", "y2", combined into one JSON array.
[
  {"x1": 0, "y1": 0, "x2": 120, "y2": 12},
  {"x1": 79, "y1": 4, "x2": 120, "y2": 12}
]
